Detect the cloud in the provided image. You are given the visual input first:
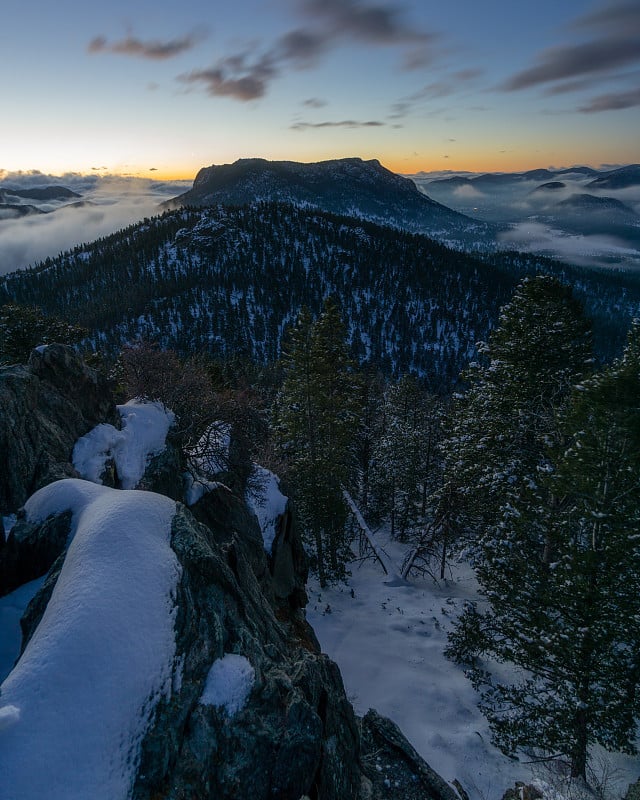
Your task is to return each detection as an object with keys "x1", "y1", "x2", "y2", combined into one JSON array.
[
  {"x1": 503, "y1": 39, "x2": 640, "y2": 91},
  {"x1": 290, "y1": 119, "x2": 385, "y2": 130},
  {"x1": 88, "y1": 32, "x2": 203, "y2": 60},
  {"x1": 453, "y1": 184, "x2": 483, "y2": 199},
  {"x1": 302, "y1": 97, "x2": 327, "y2": 108},
  {"x1": 181, "y1": 0, "x2": 439, "y2": 103},
  {"x1": 0, "y1": 176, "x2": 190, "y2": 276},
  {"x1": 390, "y1": 70, "x2": 482, "y2": 119},
  {"x1": 579, "y1": 86, "x2": 640, "y2": 112},
  {"x1": 178, "y1": 27, "x2": 328, "y2": 101},
  {"x1": 499, "y1": 221, "x2": 638, "y2": 267},
  {"x1": 502, "y1": 1, "x2": 640, "y2": 93}
]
